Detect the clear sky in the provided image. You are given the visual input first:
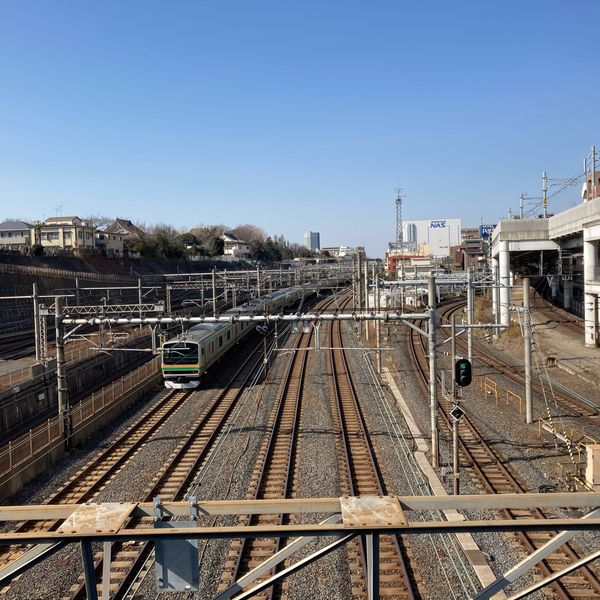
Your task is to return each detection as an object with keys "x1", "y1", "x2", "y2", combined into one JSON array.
[{"x1": 1, "y1": 1, "x2": 598, "y2": 258}]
